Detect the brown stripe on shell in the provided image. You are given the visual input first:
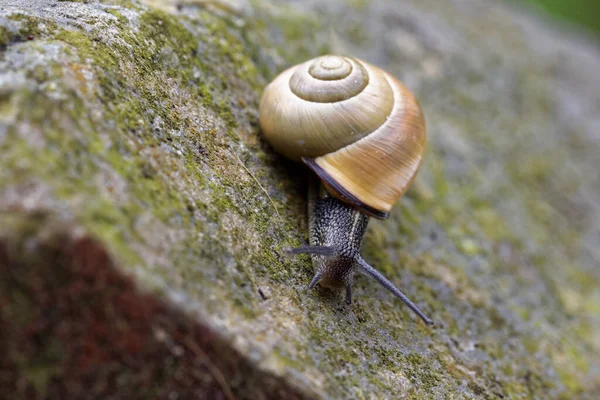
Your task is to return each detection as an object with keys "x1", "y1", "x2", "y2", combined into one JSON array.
[{"x1": 311, "y1": 72, "x2": 426, "y2": 217}]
